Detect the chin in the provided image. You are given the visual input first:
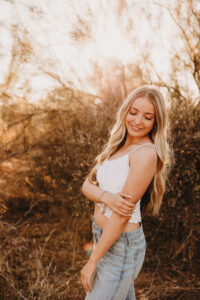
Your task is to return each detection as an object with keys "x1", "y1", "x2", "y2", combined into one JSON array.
[
  {"x1": 128, "y1": 128, "x2": 142, "y2": 135},
  {"x1": 128, "y1": 129, "x2": 150, "y2": 139},
  {"x1": 128, "y1": 131, "x2": 144, "y2": 138}
]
